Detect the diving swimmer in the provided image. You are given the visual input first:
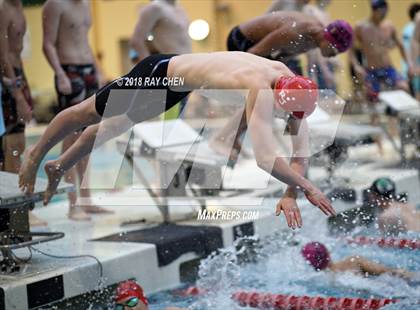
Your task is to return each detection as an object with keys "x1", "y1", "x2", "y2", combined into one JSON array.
[{"x1": 19, "y1": 52, "x2": 335, "y2": 228}]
